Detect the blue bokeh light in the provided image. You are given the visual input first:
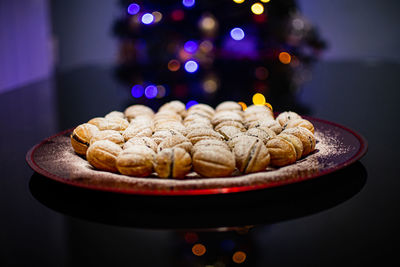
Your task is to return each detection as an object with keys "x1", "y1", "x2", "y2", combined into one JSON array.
[
  {"x1": 127, "y1": 3, "x2": 140, "y2": 15},
  {"x1": 184, "y1": 40, "x2": 198, "y2": 53},
  {"x1": 186, "y1": 100, "x2": 198, "y2": 109},
  {"x1": 141, "y1": 13, "x2": 154, "y2": 24},
  {"x1": 184, "y1": 60, "x2": 199, "y2": 73},
  {"x1": 145, "y1": 85, "x2": 158, "y2": 98},
  {"x1": 131, "y1": 85, "x2": 144, "y2": 98},
  {"x1": 230, "y1": 27, "x2": 245, "y2": 41},
  {"x1": 182, "y1": 0, "x2": 195, "y2": 8}
]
